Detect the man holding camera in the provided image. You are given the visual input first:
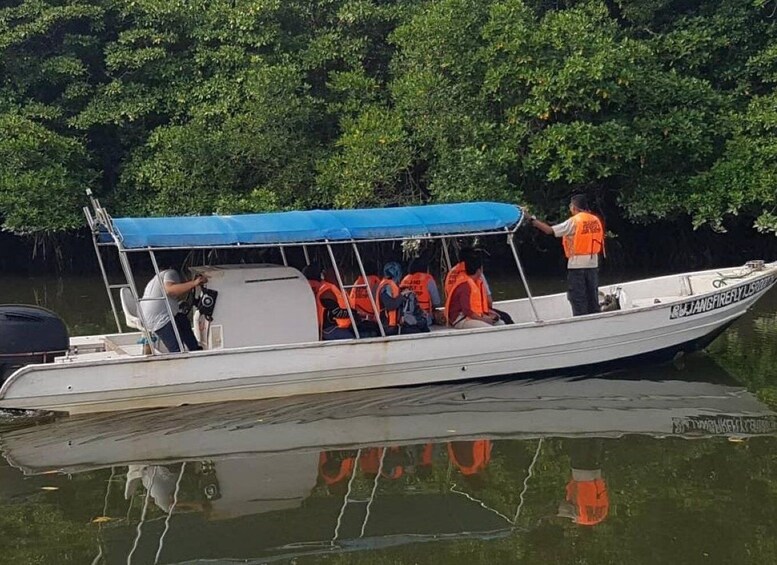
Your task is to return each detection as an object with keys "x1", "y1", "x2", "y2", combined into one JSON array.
[{"x1": 139, "y1": 269, "x2": 207, "y2": 352}]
